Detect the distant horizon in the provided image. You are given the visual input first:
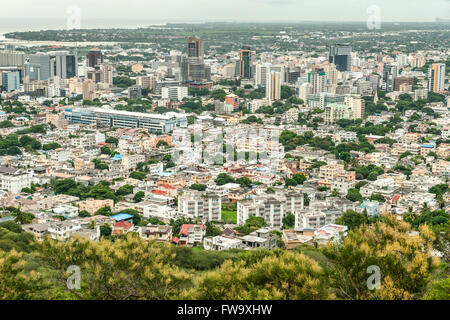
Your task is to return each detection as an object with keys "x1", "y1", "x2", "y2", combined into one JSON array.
[{"x1": 0, "y1": 17, "x2": 449, "y2": 35}]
